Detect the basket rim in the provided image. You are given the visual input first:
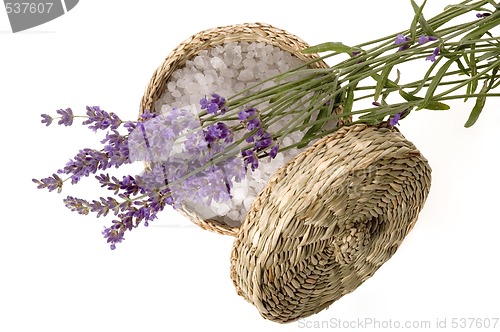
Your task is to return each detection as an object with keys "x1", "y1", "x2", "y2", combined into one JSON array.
[{"x1": 140, "y1": 22, "x2": 329, "y2": 115}]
